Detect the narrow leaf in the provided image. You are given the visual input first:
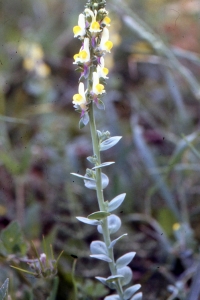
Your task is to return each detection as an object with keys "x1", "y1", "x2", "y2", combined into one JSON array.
[
  {"x1": 108, "y1": 234, "x2": 128, "y2": 249},
  {"x1": 71, "y1": 173, "x2": 95, "y2": 181},
  {"x1": 116, "y1": 252, "x2": 136, "y2": 269},
  {"x1": 106, "y1": 275, "x2": 124, "y2": 283},
  {"x1": 108, "y1": 193, "x2": 126, "y2": 212},
  {"x1": 90, "y1": 254, "x2": 112, "y2": 262},
  {"x1": 92, "y1": 162, "x2": 115, "y2": 169},
  {"x1": 100, "y1": 136, "x2": 122, "y2": 151},
  {"x1": 10, "y1": 265, "x2": 36, "y2": 276},
  {"x1": 88, "y1": 211, "x2": 110, "y2": 220},
  {"x1": 124, "y1": 284, "x2": 141, "y2": 300},
  {"x1": 0, "y1": 278, "x2": 9, "y2": 300},
  {"x1": 130, "y1": 292, "x2": 143, "y2": 300},
  {"x1": 76, "y1": 217, "x2": 100, "y2": 226}
]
